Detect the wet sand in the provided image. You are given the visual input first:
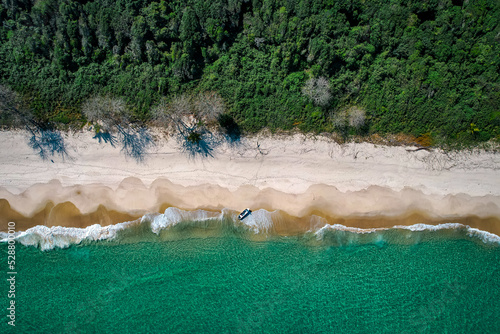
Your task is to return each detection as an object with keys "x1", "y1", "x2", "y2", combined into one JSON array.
[{"x1": 1, "y1": 179, "x2": 499, "y2": 236}]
